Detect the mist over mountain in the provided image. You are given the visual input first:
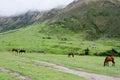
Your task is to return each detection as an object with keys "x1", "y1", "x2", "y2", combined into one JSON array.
[
  {"x1": 0, "y1": 0, "x2": 120, "y2": 40},
  {"x1": 0, "y1": 0, "x2": 74, "y2": 16},
  {"x1": 0, "y1": 7, "x2": 63, "y2": 32}
]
